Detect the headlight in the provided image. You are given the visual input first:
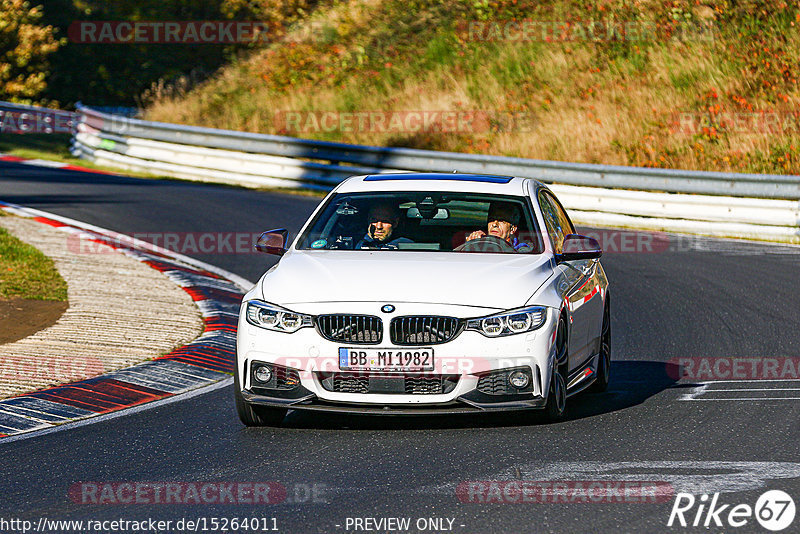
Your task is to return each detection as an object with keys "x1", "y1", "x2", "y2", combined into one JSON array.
[
  {"x1": 245, "y1": 300, "x2": 313, "y2": 333},
  {"x1": 466, "y1": 306, "x2": 547, "y2": 337}
]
